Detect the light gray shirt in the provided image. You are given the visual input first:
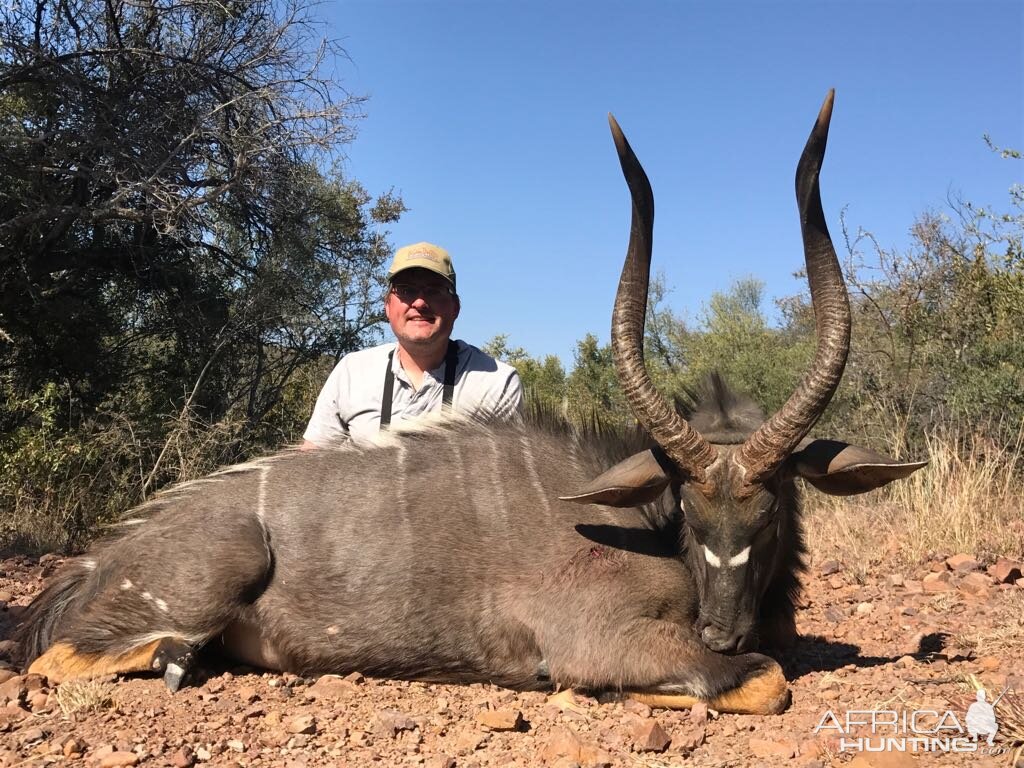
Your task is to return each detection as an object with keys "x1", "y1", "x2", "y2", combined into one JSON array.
[{"x1": 303, "y1": 340, "x2": 523, "y2": 446}]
